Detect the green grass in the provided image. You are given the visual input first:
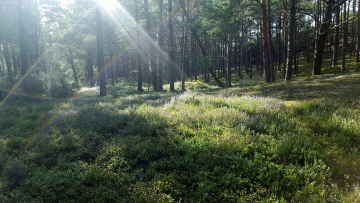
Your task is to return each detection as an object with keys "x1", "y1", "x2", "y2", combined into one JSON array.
[{"x1": 1, "y1": 56, "x2": 360, "y2": 202}]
